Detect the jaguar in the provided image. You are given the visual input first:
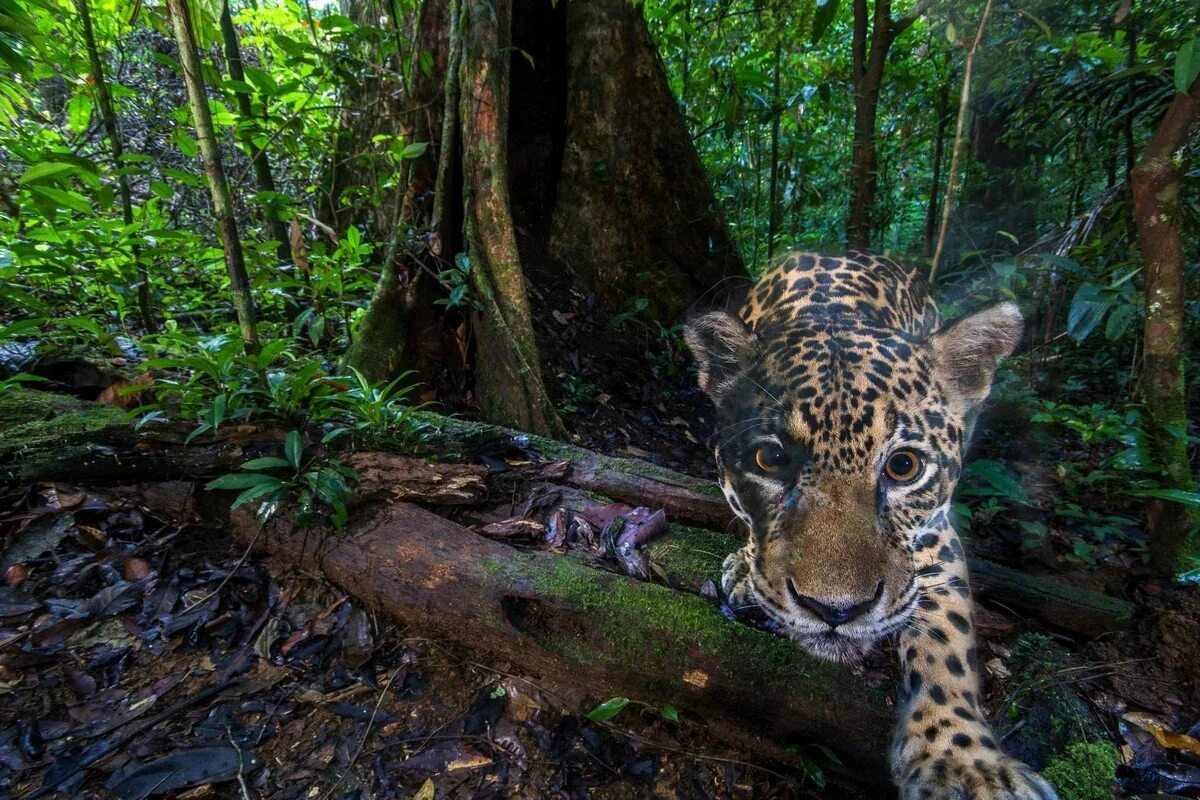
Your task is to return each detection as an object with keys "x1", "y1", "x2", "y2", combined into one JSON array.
[{"x1": 684, "y1": 251, "x2": 1057, "y2": 800}]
